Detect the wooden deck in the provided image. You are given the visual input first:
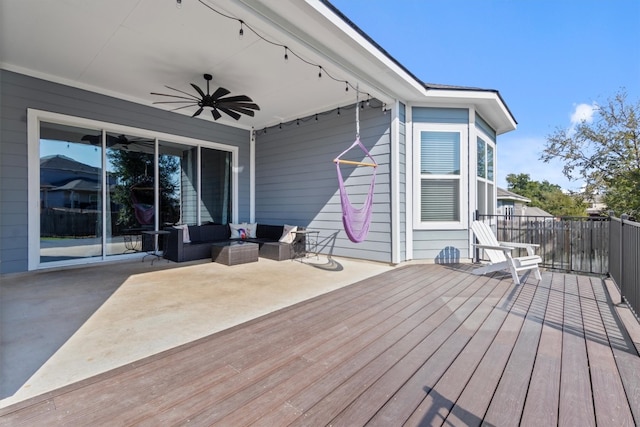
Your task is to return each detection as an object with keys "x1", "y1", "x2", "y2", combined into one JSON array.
[{"x1": 1, "y1": 264, "x2": 639, "y2": 426}]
